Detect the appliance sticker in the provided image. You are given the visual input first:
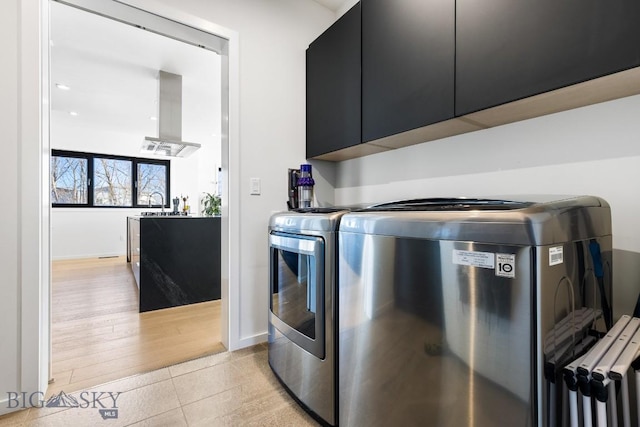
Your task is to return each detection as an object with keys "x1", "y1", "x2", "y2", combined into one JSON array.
[
  {"x1": 549, "y1": 246, "x2": 564, "y2": 266},
  {"x1": 452, "y1": 250, "x2": 495, "y2": 269},
  {"x1": 496, "y1": 253, "x2": 516, "y2": 278}
]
